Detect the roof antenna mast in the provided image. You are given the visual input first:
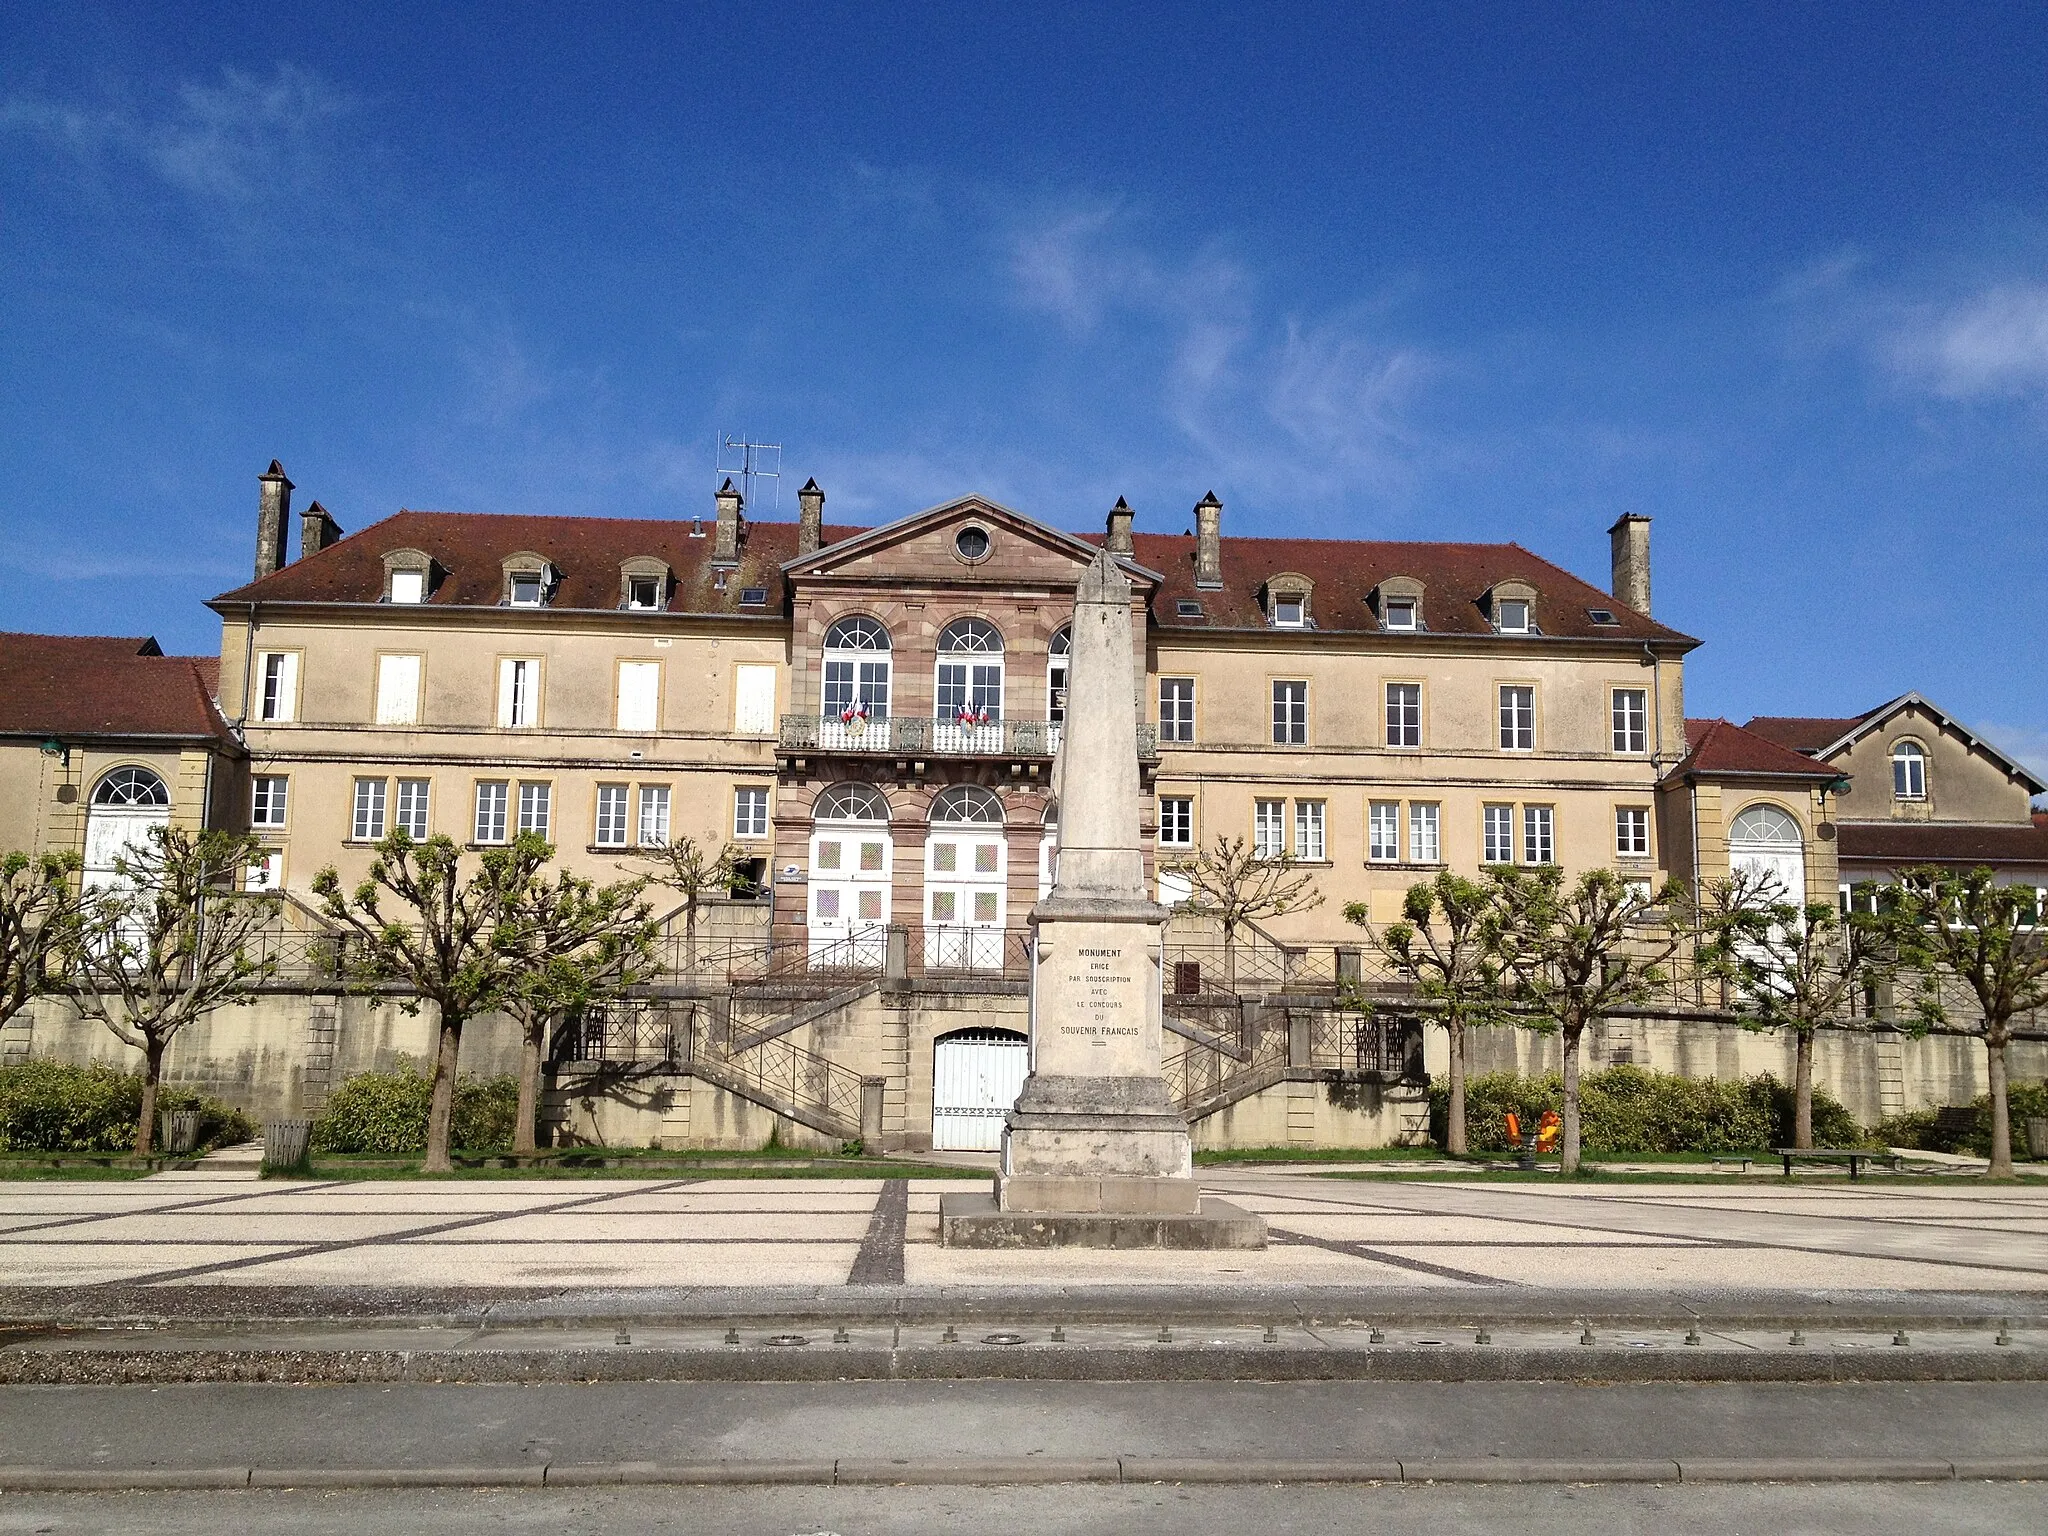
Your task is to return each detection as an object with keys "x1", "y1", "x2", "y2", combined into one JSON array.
[{"x1": 717, "y1": 432, "x2": 782, "y2": 515}]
